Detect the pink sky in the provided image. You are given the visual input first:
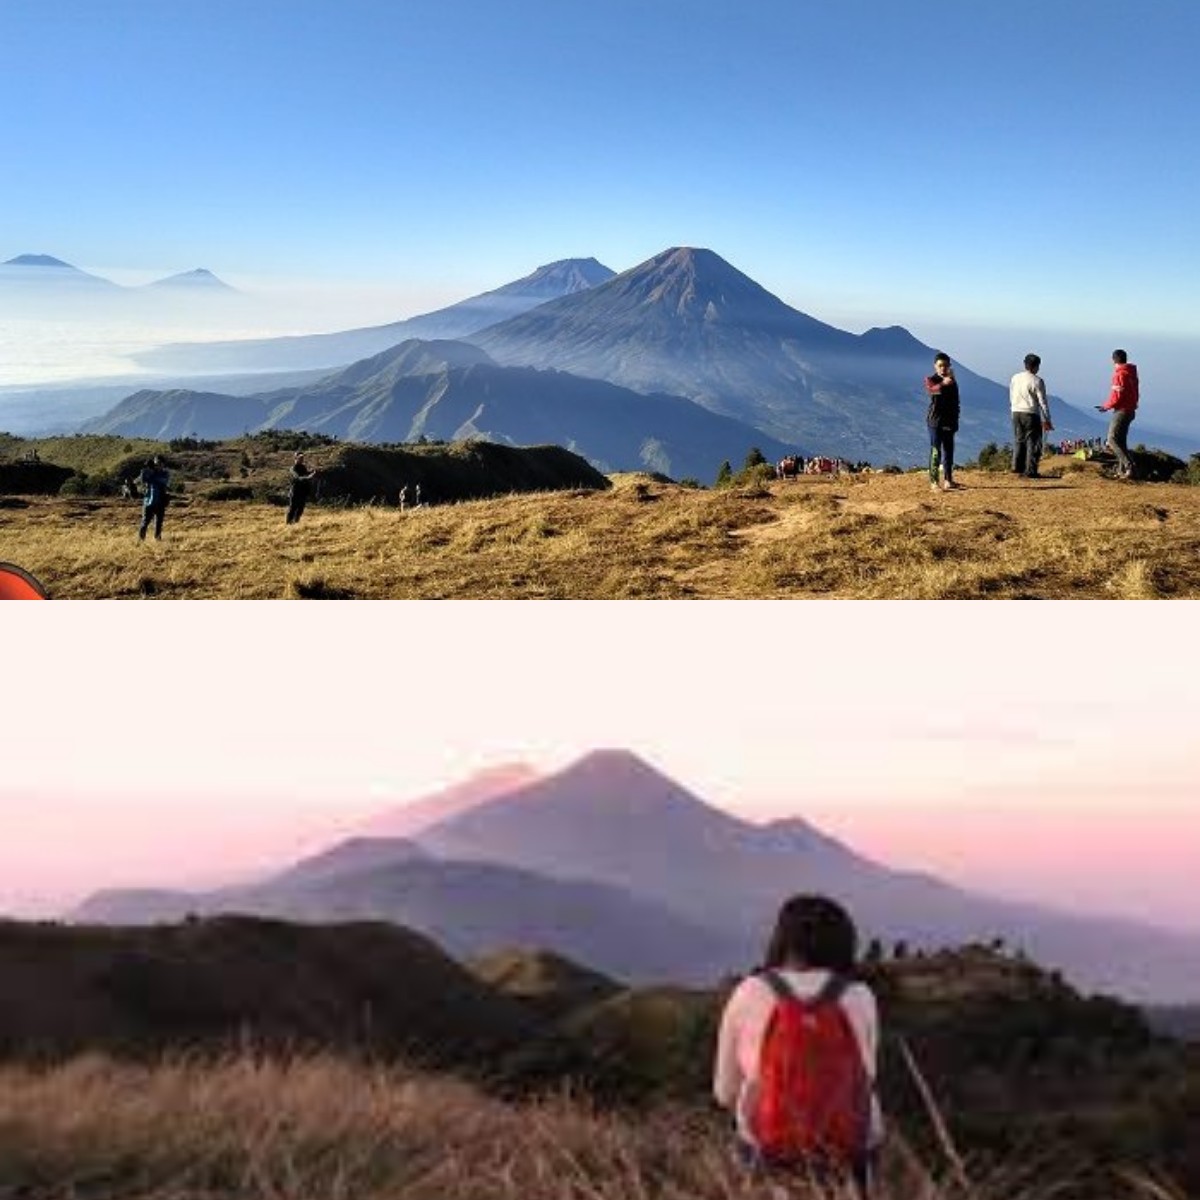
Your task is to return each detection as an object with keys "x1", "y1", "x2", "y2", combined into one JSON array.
[{"x1": 3, "y1": 602, "x2": 1197, "y2": 928}]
